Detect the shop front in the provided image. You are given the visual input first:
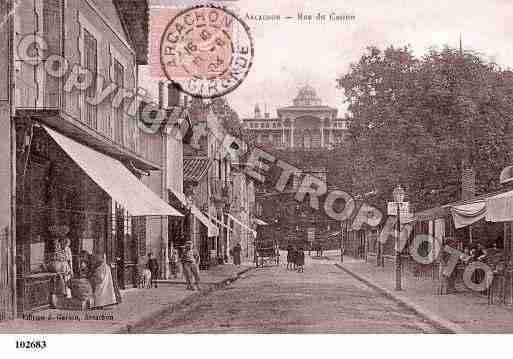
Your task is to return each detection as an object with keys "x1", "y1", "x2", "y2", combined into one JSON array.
[
  {"x1": 15, "y1": 122, "x2": 181, "y2": 315},
  {"x1": 410, "y1": 191, "x2": 513, "y2": 299},
  {"x1": 167, "y1": 187, "x2": 218, "y2": 270}
]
